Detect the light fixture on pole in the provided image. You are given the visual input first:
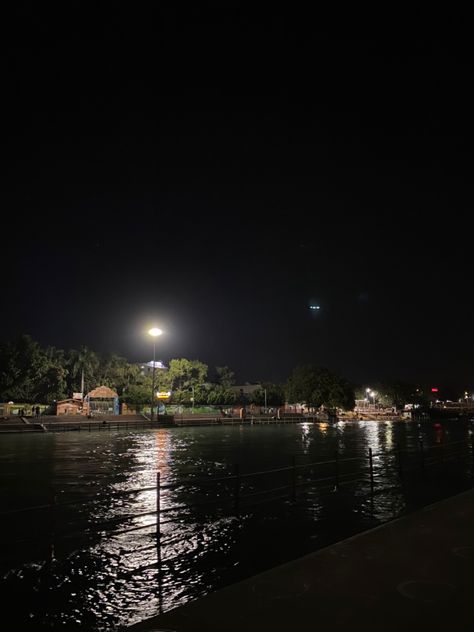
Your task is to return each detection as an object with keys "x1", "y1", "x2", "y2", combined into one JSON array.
[{"x1": 148, "y1": 328, "x2": 163, "y2": 421}]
